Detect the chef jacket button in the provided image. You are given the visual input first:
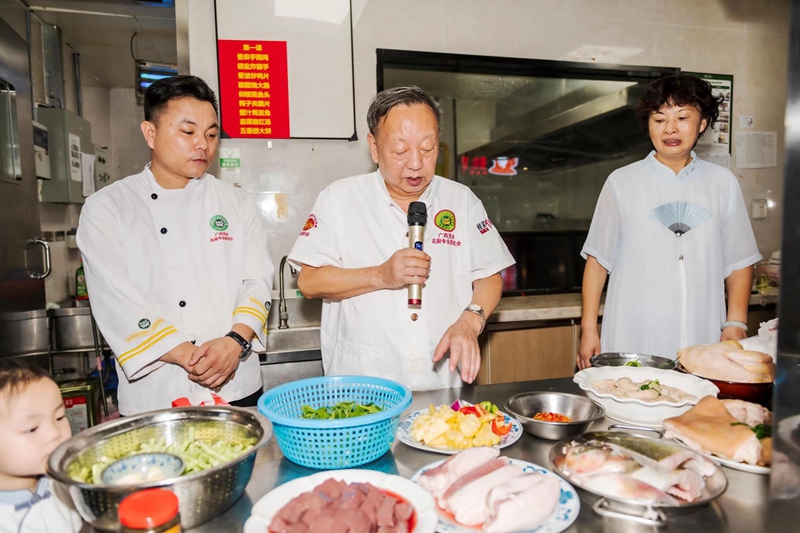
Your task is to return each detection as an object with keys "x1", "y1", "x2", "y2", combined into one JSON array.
[
  {"x1": 411, "y1": 313, "x2": 418, "y2": 321},
  {"x1": 190, "y1": 340, "x2": 196, "y2": 345},
  {"x1": 160, "y1": 227, "x2": 167, "y2": 234},
  {"x1": 151, "y1": 193, "x2": 158, "y2": 200},
  {"x1": 179, "y1": 300, "x2": 186, "y2": 307}
]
